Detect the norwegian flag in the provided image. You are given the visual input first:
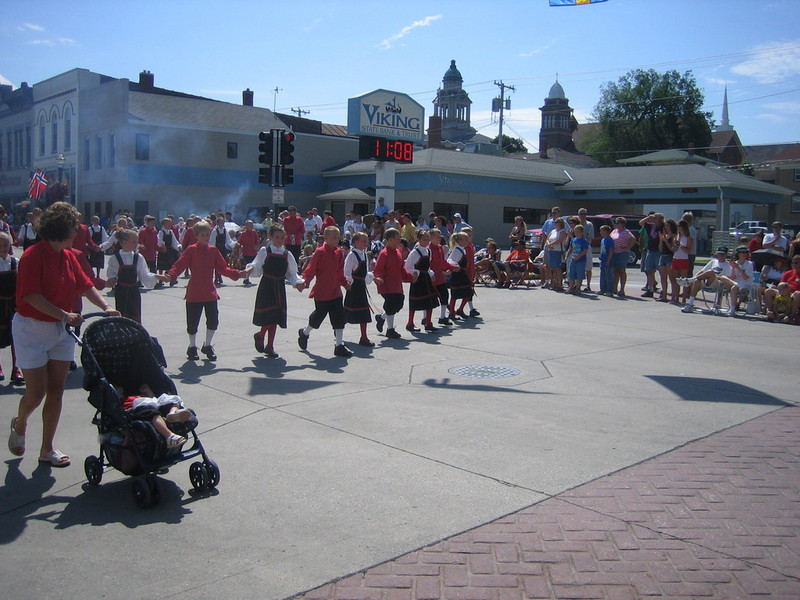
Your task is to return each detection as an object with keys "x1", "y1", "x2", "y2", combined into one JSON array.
[{"x1": 28, "y1": 168, "x2": 48, "y2": 199}]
